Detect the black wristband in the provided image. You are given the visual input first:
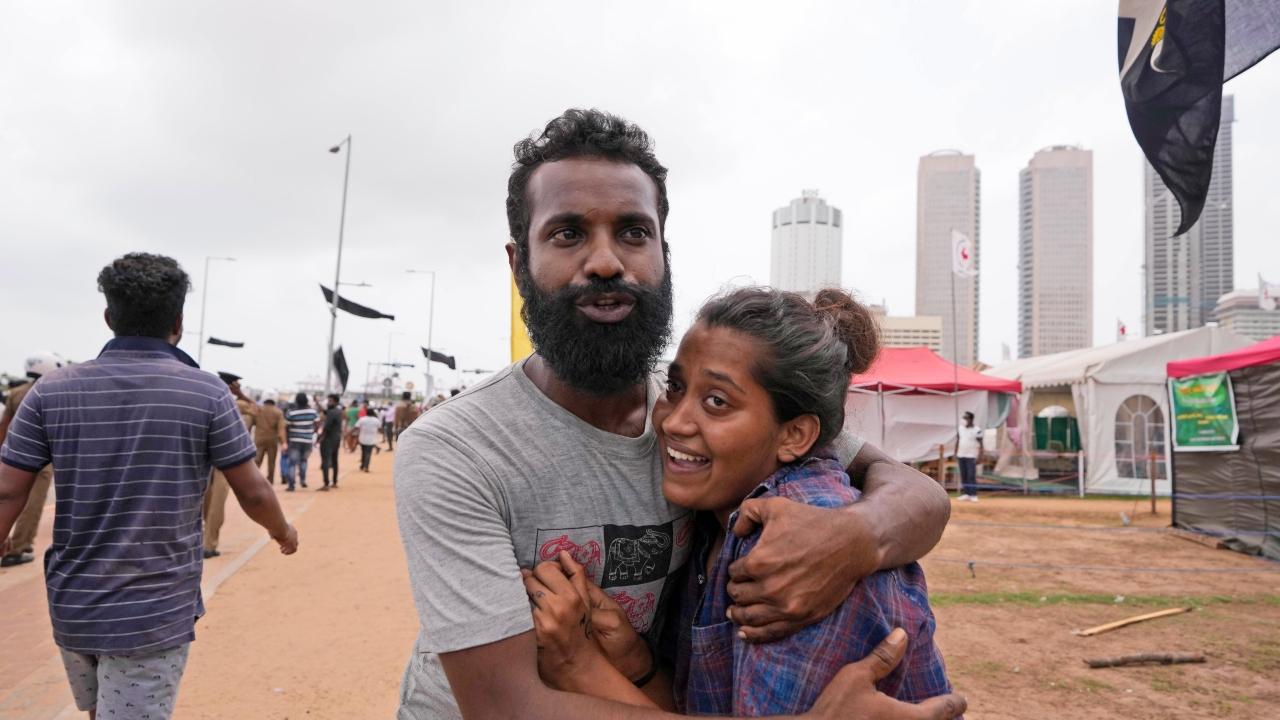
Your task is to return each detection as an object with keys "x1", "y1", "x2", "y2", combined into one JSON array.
[
  {"x1": 631, "y1": 635, "x2": 659, "y2": 687},
  {"x1": 631, "y1": 658, "x2": 658, "y2": 688}
]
